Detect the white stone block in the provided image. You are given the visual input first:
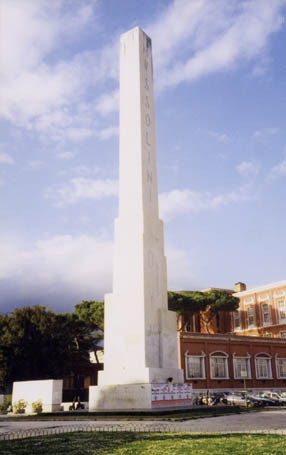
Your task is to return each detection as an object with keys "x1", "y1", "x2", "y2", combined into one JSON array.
[{"x1": 12, "y1": 379, "x2": 63, "y2": 413}]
